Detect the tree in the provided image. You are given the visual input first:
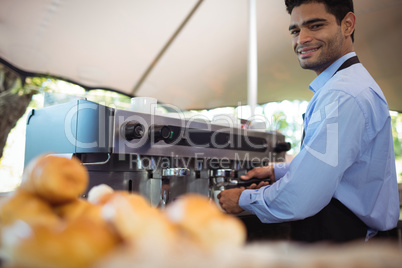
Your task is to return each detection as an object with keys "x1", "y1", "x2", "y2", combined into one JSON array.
[{"x1": 0, "y1": 65, "x2": 36, "y2": 159}]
